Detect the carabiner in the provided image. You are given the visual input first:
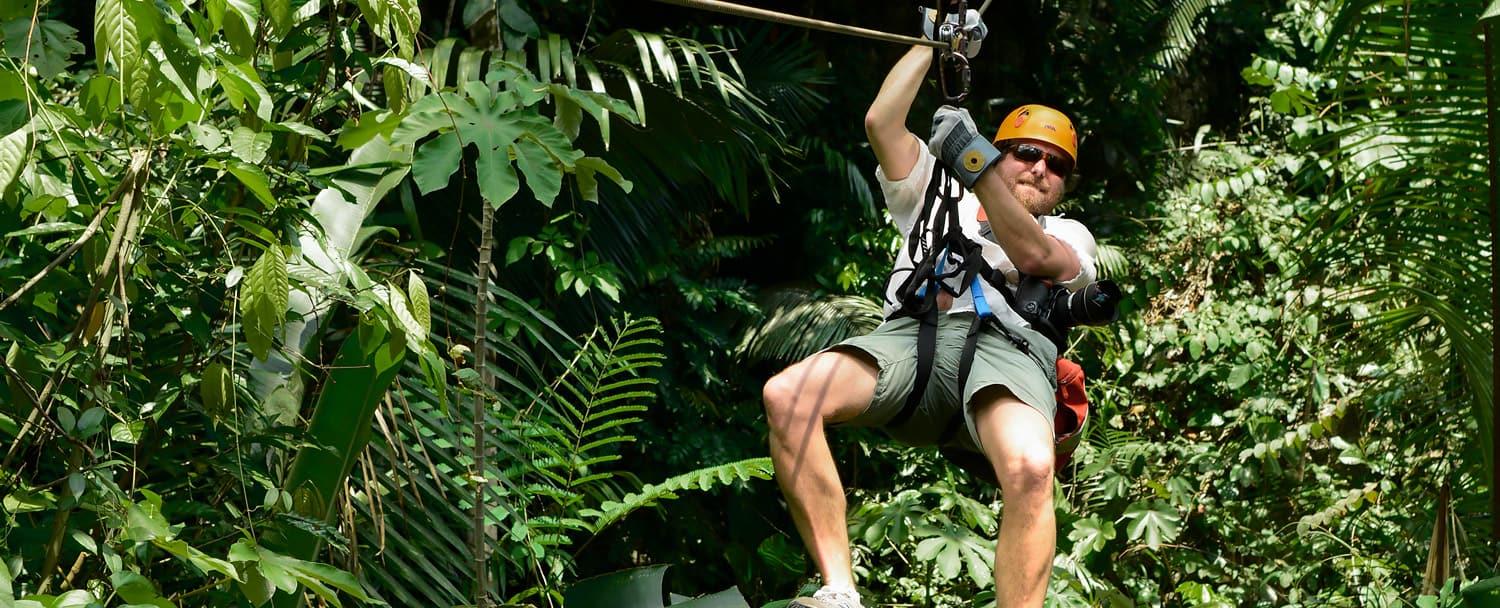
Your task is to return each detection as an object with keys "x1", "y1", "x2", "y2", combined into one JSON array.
[
  {"x1": 939, "y1": 52, "x2": 971, "y2": 103},
  {"x1": 932, "y1": 0, "x2": 971, "y2": 103}
]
